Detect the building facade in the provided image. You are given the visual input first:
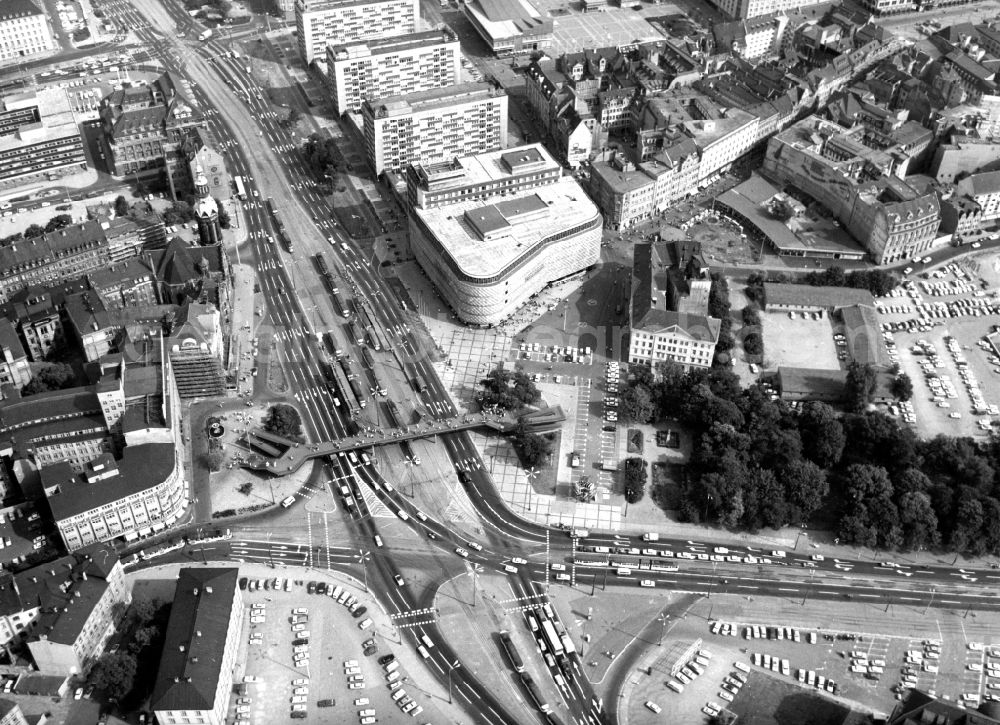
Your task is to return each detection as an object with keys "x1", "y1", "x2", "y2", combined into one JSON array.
[
  {"x1": 152, "y1": 568, "x2": 243, "y2": 725},
  {"x1": 628, "y1": 241, "x2": 720, "y2": 369},
  {"x1": 327, "y1": 28, "x2": 461, "y2": 115},
  {"x1": 956, "y1": 171, "x2": 1000, "y2": 224},
  {"x1": 295, "y1": 0, "x2": 419, "y2": 65},
  {"x1": 762, "y1": 116, "x2": 941, "y2": 264},
  {"x1": 0, "y1": 88, "x2": 86, "y2": 188},
  {"x1": 0, "y1": 0, "x2": 54, "y2": 62},
  {"x1": 100, "y1": 72, "x2": 204, "y2": 177},
  {"x1": 408, "y1": 145, "x2": 602, "y2": 325},
  {"x1": 0, "y1": 318, "x2": 29, "y2": 391},
  {"x1": 362, "y1": 82, "x2": 508, "y2": 176}
]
